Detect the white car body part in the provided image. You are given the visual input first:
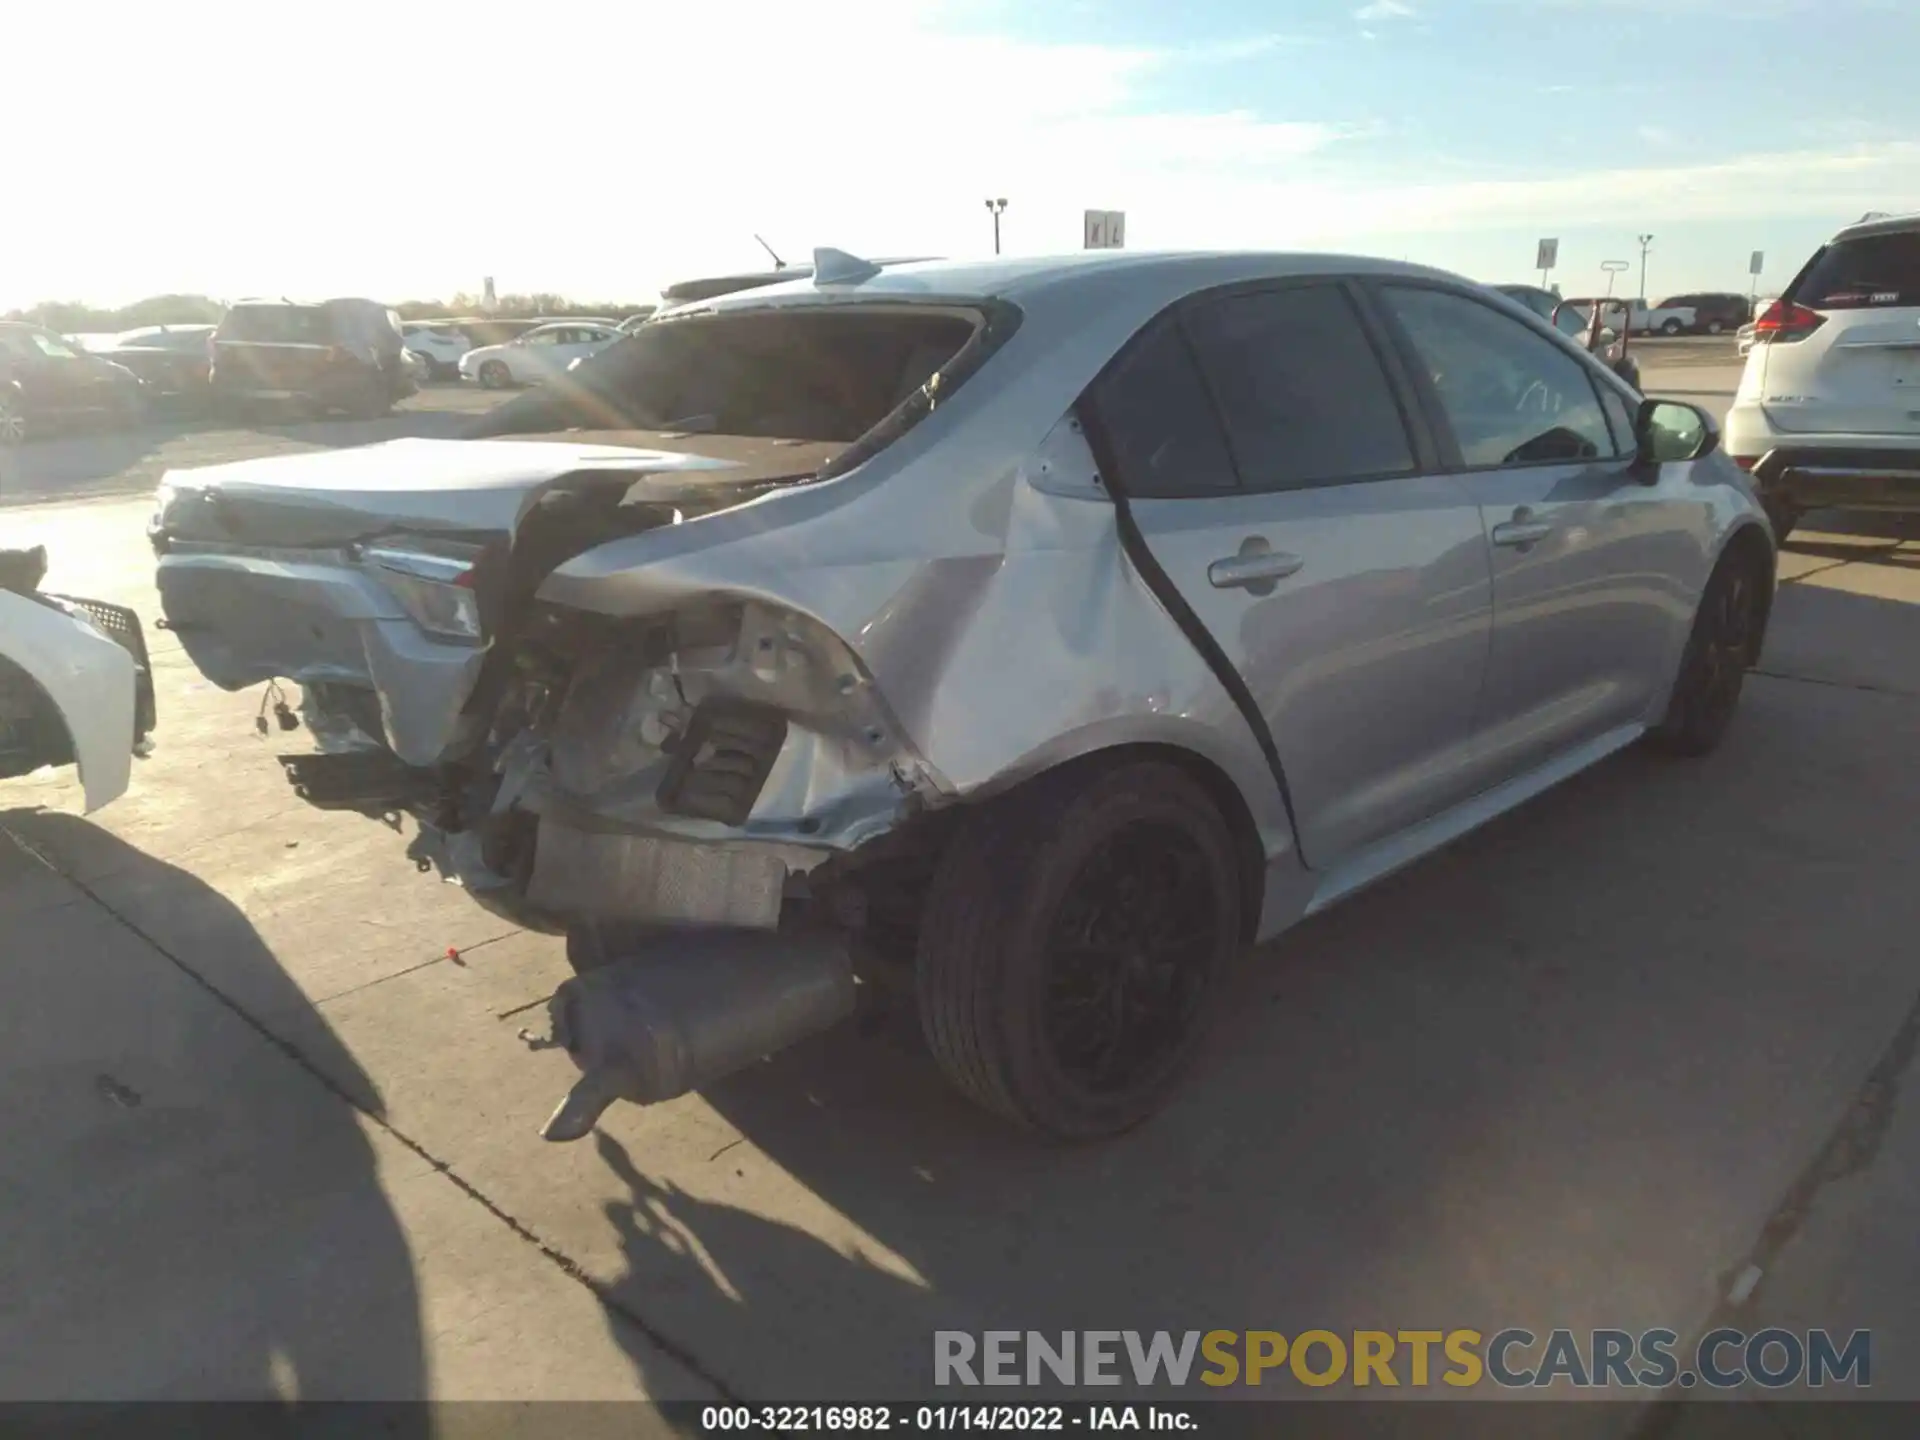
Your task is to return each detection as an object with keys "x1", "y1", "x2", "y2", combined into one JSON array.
[
  {"x1": 0, "y1": 588, "x2": 138, "y2": 812},
  {"x1": 459, "y1": 324, "x2": 622, "y2": 387}
]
